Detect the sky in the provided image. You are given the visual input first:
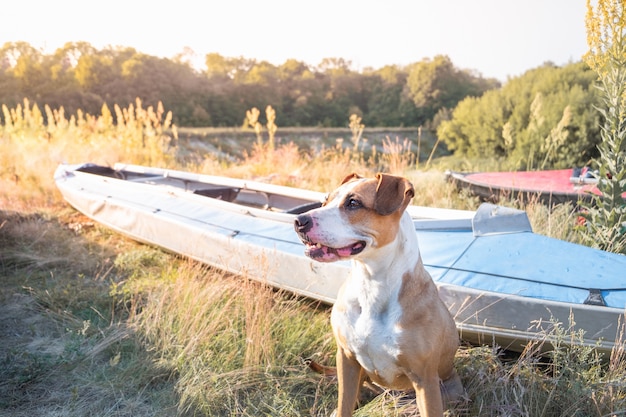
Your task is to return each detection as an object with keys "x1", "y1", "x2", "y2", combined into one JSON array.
[{"x1": 3, "y1": 0, "x2": 589, "y2": 82}]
